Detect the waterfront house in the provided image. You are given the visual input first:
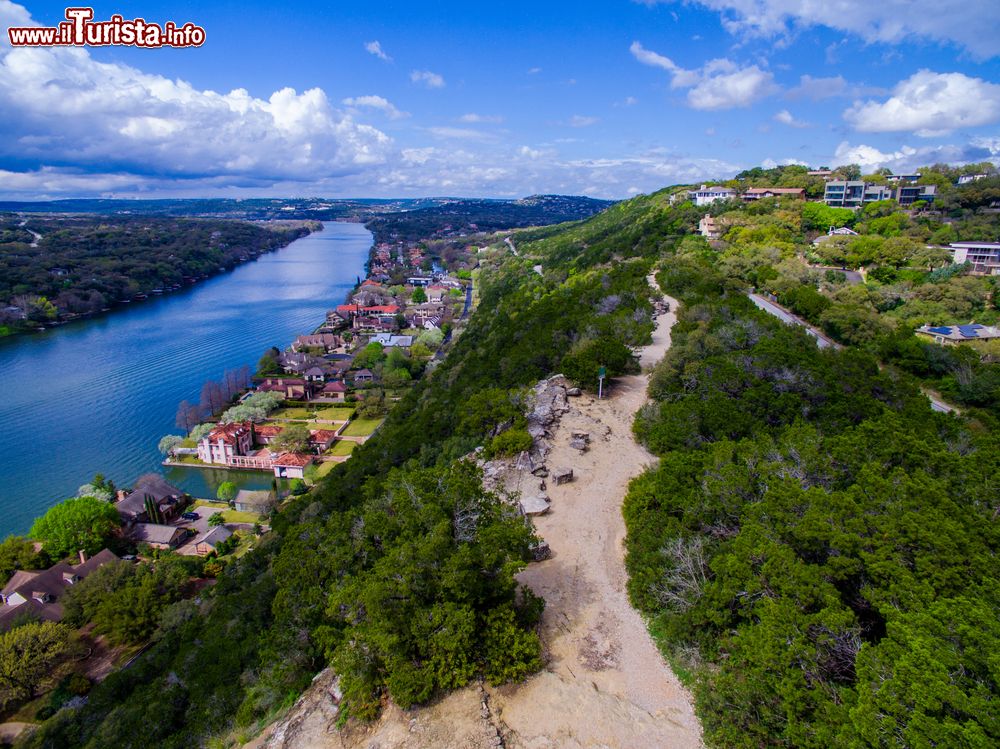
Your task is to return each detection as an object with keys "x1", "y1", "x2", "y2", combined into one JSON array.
[
  {"x1": 116, "y1": 475, "x2": 186, "y2": 524},
  {"x1": 0, "y1": 549, "x2": 118, "y2": 632},
  {"x1": 132, "y1": 523, "x2": 187, "y2": 550},
  {"x1": 197, "y1": 422, "x2": 254, "y2": 465},
  {"x1": 258, "y1": 376, "x2": 312, "y2": 400},
  {"x1": 272, "y1": 452, "x2": 314, "y2": 479},
  {"x1": 234, "y1": 489, "x2": 277, "y2": 514},
  {"x1": 292, "y1": 333, "x2": 341, "y2": 353},
  {"x1": 194, "y1": 526, "x2": 233, "y2": 556}
]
